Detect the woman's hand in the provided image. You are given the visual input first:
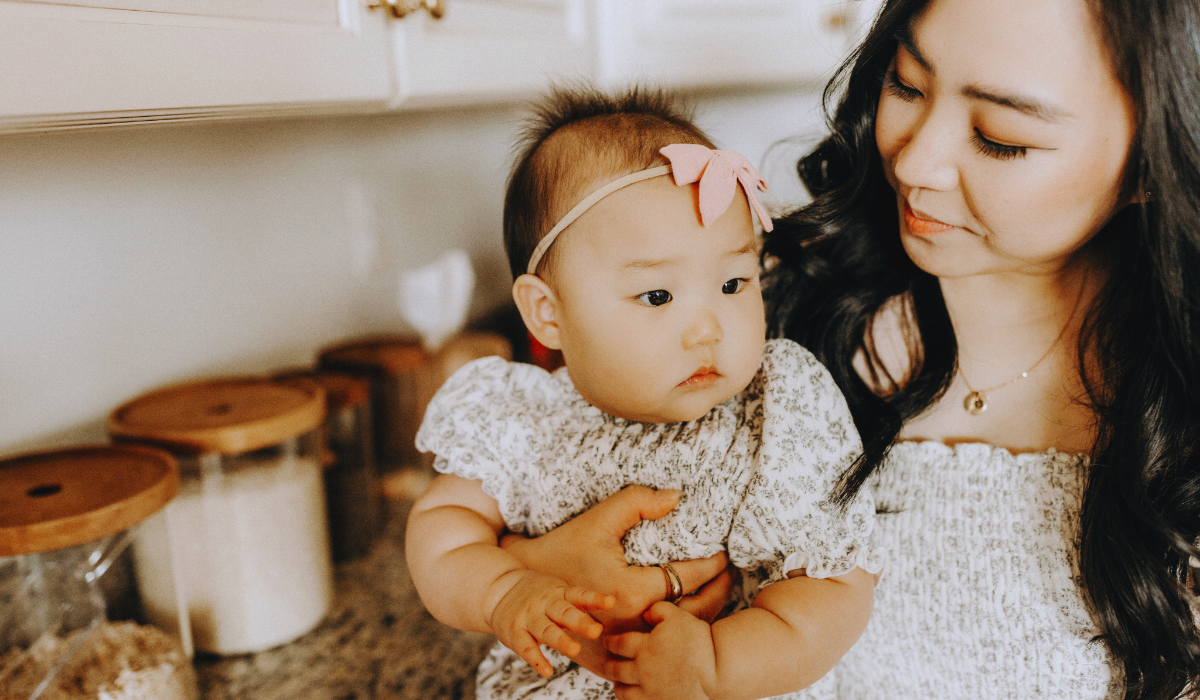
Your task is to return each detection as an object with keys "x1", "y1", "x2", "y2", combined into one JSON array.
[
  {"x1": 501, "y1": 485, "x2": 731, "y2": 624},
  {"x1": 499, "y1": 485, "x2": 732, "y2": 679}
]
